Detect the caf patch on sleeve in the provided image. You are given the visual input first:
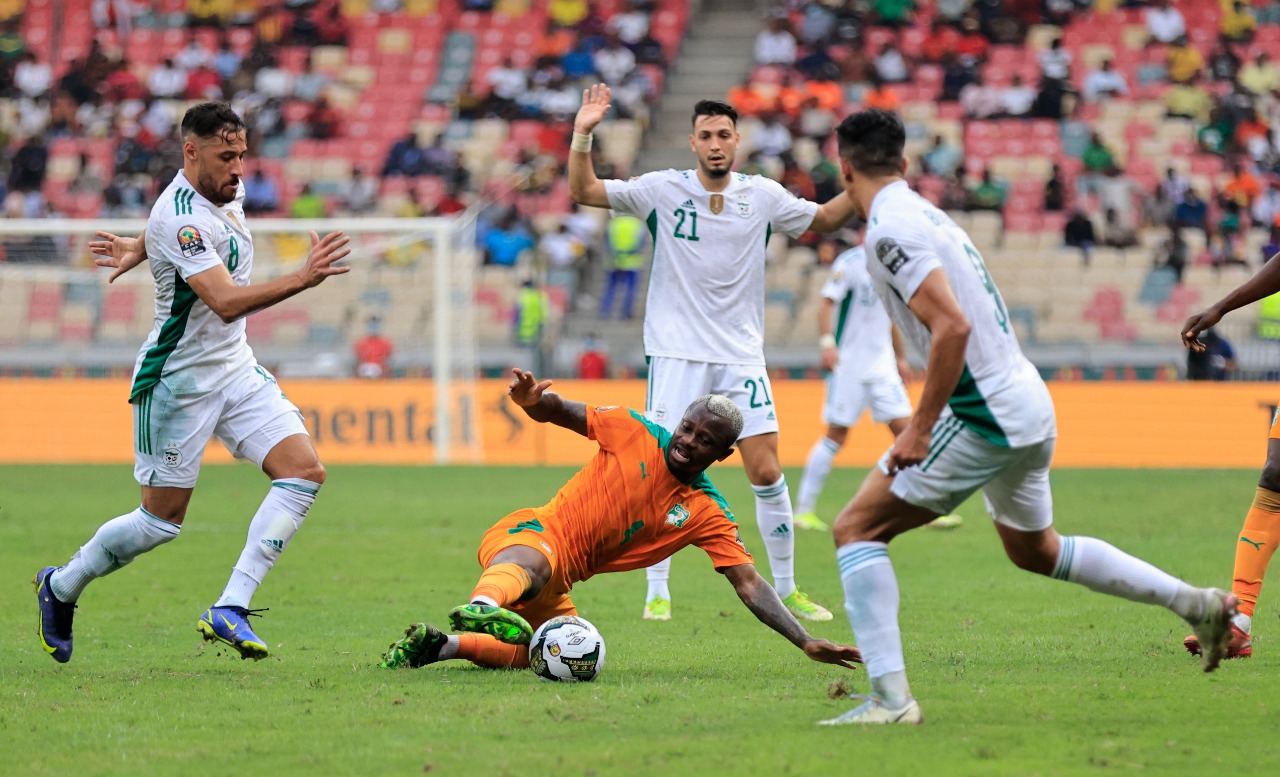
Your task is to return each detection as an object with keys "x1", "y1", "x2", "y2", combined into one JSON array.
[
  {"x1": 177, "y1": 225, "x2": 207, "y2": 258},
  {"x1": 875, "y1": 237, "x2": 909, "y2": 274}
]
